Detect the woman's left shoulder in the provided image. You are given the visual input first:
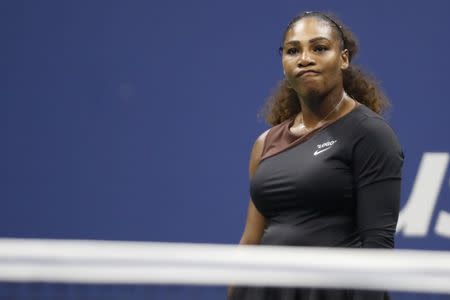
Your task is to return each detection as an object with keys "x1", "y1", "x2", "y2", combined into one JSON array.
[{"x1": 351, "y1": 105, "x2": 399, "y2": 140}]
